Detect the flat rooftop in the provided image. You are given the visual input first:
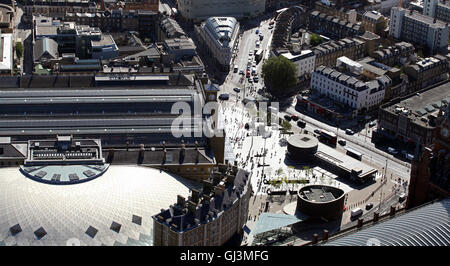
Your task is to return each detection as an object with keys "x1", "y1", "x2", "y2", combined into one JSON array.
[
  {"x1": 315, "y1": 143, "x2": 378, "y2": 178},
  {"x1": 383, "y1": 82, "x2": 450, "y2": 127},
  {"x1": 302, "y1": 188, "x2": 336, "y2": 202}
]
